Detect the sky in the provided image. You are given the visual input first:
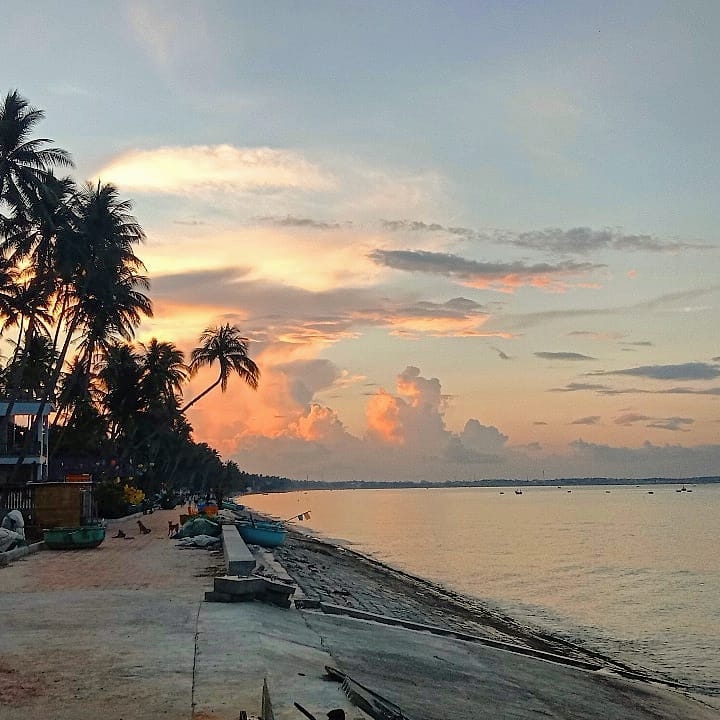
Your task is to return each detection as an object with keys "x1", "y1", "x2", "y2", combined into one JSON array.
[{"x1": 3, "y1": 1, "x2": 720, "y2": 481}]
